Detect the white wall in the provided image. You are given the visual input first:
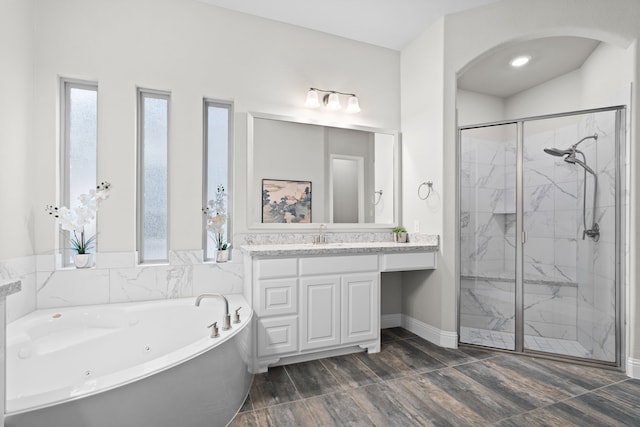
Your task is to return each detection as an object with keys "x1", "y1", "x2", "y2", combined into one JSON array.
[
  {"x1": 505, "y1": 42, "x2": 635, "y2": 119},
  {"x1": 0, "y1": 1, "x2": 34, "y2": 421},
  {"x1": 0, "y1": 0, "x2": 34, "y2": 260},
  {"x1": 506, "y1": 69, "x2": 582, "y2": 119},
  {"x1": 400, "y1": 18, "x2": 446, "y2": 328},
  {"x1": 28, "y1": 0, "x2": 400, "y2": 257},
  {"x1": 457, "y1": 89, "x2": 505, "y2": 126}
]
